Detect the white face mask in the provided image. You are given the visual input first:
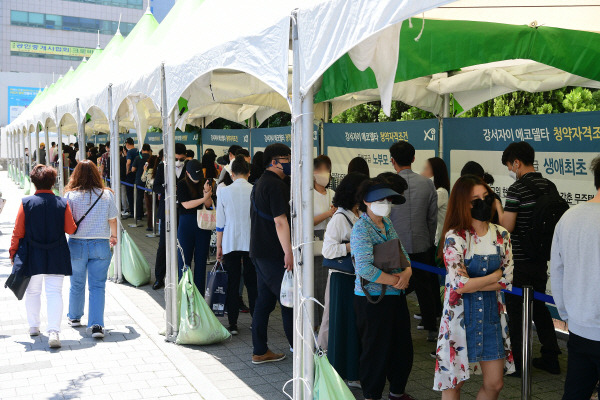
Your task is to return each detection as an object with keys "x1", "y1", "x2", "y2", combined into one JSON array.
[
  {"x1": 314, "y1": 172, "x2": 330, "y2": 187},
  {"x1": 509, "y1": 163, "x2": 518, "y2": 181},
  {"x1": 175, "y1": 160, "x2": 184, "y2": 168},
  {"x1": 370, "y1": 200, "x2": 392, "y2": 217}
]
